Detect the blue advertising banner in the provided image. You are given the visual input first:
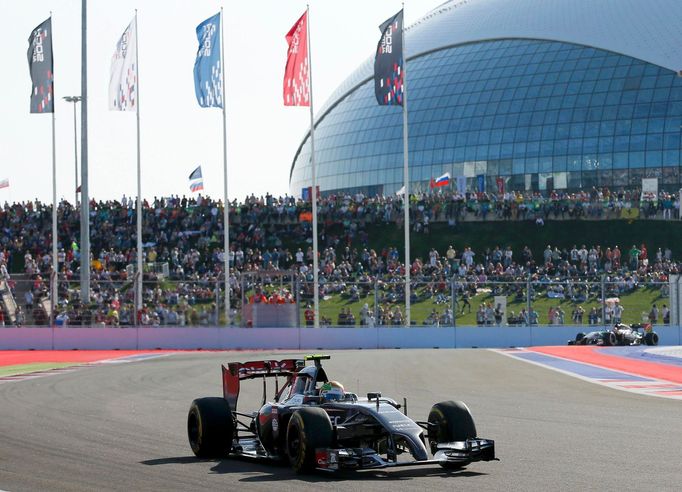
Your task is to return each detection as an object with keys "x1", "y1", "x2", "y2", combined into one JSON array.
[{"x1": 477, "y1": 174, "x2": 485, "y2": 192}]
